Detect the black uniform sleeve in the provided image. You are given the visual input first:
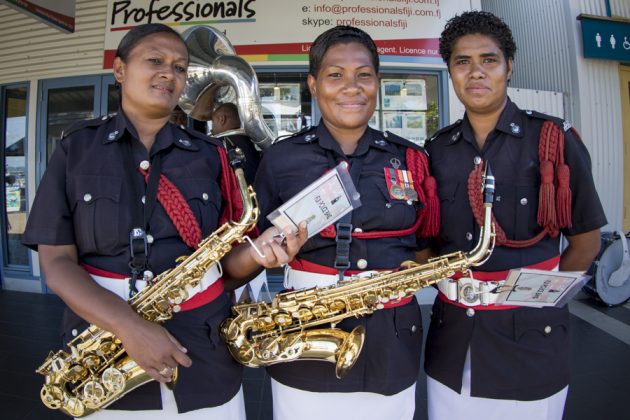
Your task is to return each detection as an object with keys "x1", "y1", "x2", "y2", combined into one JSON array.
[
  {"x1": 253, "y1": 149, "x2": 282, "y2": 233},
  {"x1": 562, "y1": 129, "x2": 607, "y2": 236},
  {"x1": 22, "y1": 140, "x2": 75, "y2": 250}
]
